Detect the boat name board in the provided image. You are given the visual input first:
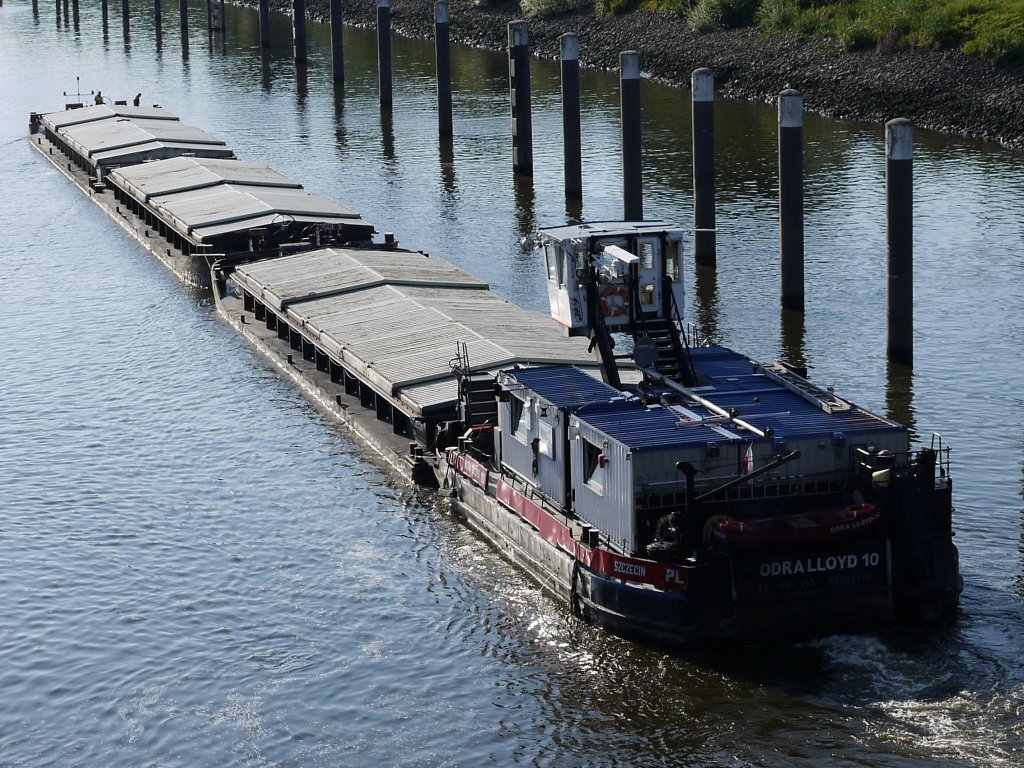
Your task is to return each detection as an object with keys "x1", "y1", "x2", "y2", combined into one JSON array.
[{"x1": 736, "y1": 539, "x2": 891, "y2": 601}]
